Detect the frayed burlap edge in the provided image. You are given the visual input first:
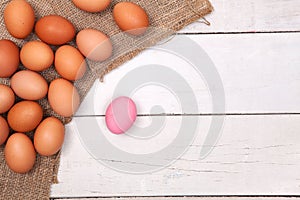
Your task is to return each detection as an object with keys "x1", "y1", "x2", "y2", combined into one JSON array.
[
  {"x1": 0, "y1": 0, "x2": 213, "y2": 199},
  {"x1": 99, "y1": 1, "x2": 213, "y2": 80}
]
